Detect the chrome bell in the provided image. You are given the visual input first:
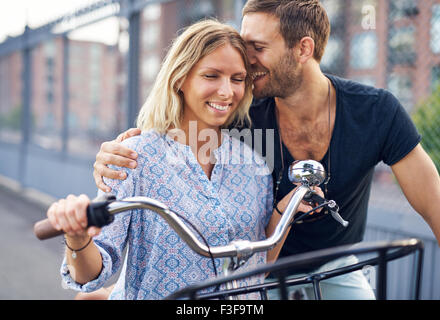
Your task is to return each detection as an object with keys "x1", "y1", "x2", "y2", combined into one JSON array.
[{"x1": 288, "y1": 160, "x2": 326, "y2": 187}]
